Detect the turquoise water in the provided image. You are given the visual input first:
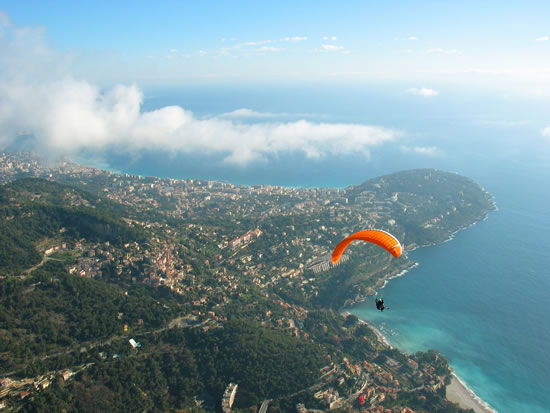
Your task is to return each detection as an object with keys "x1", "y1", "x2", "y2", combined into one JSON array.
[
  {"x1": 93, "y1": 85, "x2": 550, "y2": 412},
  {"x1": 350, "y1": 162, "x2": 550, "y2": 413}
]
